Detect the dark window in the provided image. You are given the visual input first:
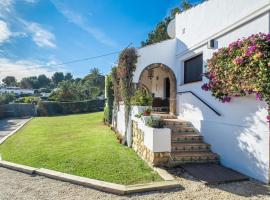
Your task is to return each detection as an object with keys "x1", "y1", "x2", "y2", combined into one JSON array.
[{"x1": 184, "y1": 54, "x2": 203, "y2": 84}]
